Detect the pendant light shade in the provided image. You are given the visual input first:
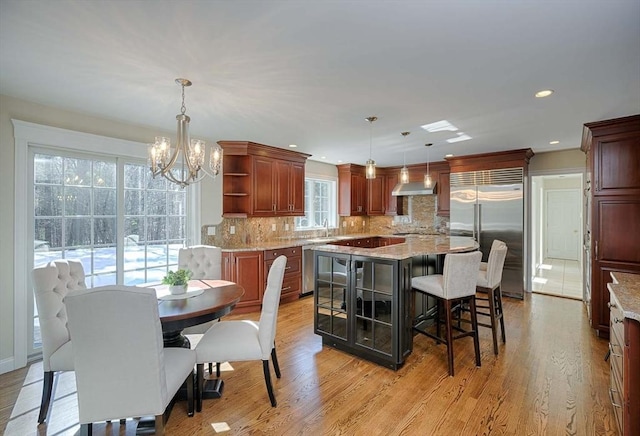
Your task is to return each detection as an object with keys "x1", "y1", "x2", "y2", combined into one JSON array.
[
  {"x1": 365, "y1": 116, "x2": 377, "y2": 179},
  {"x1": 400, "y1": 131, "x2": 410, "y2": 184},
  {"x1": 424, "y1": 143, "x2": 433, "y2": 188}
]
